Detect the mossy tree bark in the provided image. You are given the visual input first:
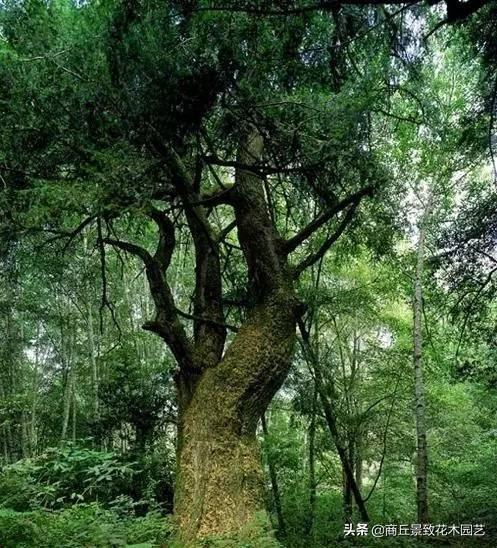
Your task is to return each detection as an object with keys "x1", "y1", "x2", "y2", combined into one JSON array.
[
  {"x1": 104, "y1": 129, "x2": 372, "y2": 544},
  {"x1": 175, "y1": 294, "x2": 297, "y2": 541}
]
